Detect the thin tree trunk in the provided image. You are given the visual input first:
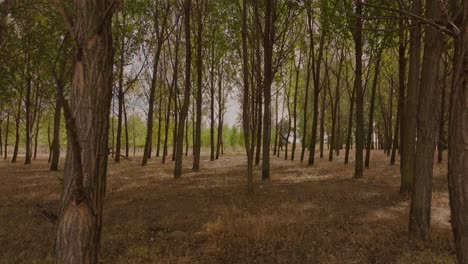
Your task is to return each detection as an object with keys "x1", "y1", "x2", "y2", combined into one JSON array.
[
  {"x1": 365, "y1": 51, "x2": 382, "y2": 168},
  {"x1": 345, "y1": 80, "x2": 356, "y2": 164},
  {"x1": 308, "y1": 3, "x2": 326, "y2": 166},
  {"x1": 174, "y1": 0, "x2": 192, "y2": 178},
  {"x1": 291, "y1": 53, "x2": 301, "y2": 161},
  {"x1": 437, "y1": 55, "x2": 448, "y2": 163},
  {"x1": 209, "y1": 40, "x2": 215, "y2": 161},
  {"x1": 143, "y1": 4, "x2": 169, "y2": 166},
  {"x1": 241, "y1": 0, "x2": 253, "y2": 193},
  {"x1": 33, "y1": 109, "x2": 41, "y2": 160},
  {"x1": 408, "y1": 0, "x2": 442, "y2": 239},
  {"x1": 193, "y1": 0, "x2": 204, "y2": 172},
  {"x1": 400, "y1": 0, "x2": 422, "y2": 194},
  {"x1": 4, "y1": 112, "x2": 9, "y2": 160},
  {"x1": 11, "y1": 98, "x2": 21, "y2": 164},
  {"x1": 216, "y1": 67, "x2": 223, "y2": 159},
  {"x1": 300, "y1": 40, "x2": 312, "y2": 162},
  {"x1": 262, "y1": 0, "x2": 273, "y2": 180},
  {"x1": 319, "y1": 79, "x2": 326, "y2": 159},
  {"x1": 354, "y1": 0, "x2": 364, "y2": 178},
  {"x1": 115, "y1": 11, "x2": 126, "y2": 163}
]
